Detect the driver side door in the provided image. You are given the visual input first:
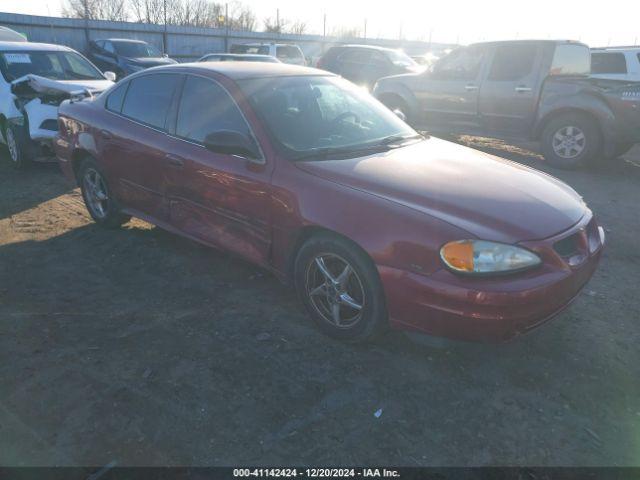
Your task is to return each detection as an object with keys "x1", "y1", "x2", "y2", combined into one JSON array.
[{"x1": 163, "y1": 75, "x2": 274, "y2": 266}]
